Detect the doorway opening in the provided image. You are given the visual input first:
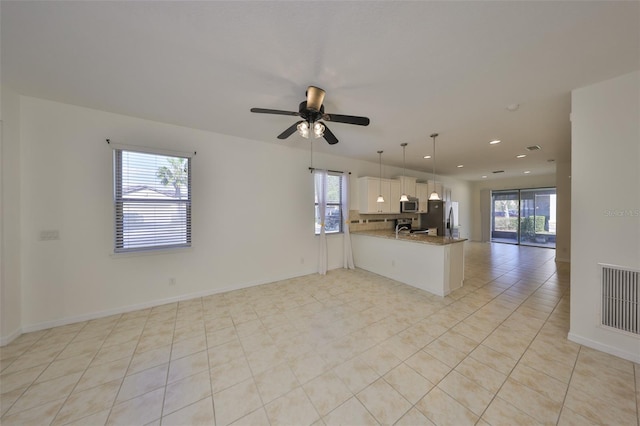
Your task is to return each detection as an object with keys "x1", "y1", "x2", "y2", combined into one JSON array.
[{"x1": 491, "y1": 188, "x2": 556, "y2": 248}]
